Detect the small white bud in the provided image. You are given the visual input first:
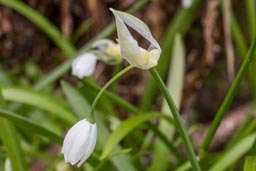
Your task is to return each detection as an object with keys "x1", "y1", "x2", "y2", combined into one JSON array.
[
  {"x1": 71, "y1": 53, "x2": 97, "y2": 79},
  {"x1": 61, "y1": 119, "x2": 97, "y2": 167},
  {"x1": 110, "y1": 8, "x2": 162, "y2": 70}
]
